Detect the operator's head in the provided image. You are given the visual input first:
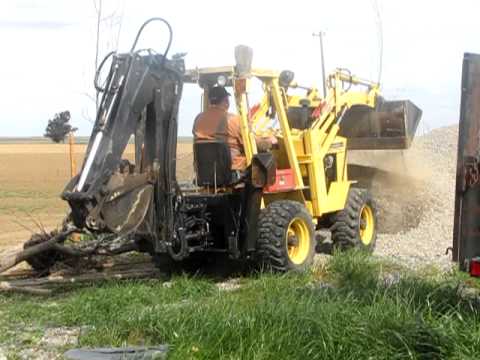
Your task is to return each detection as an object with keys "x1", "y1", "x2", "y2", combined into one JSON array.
[{"x1": 208, "y1": 86, "x2": 231, "y2": 110}]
